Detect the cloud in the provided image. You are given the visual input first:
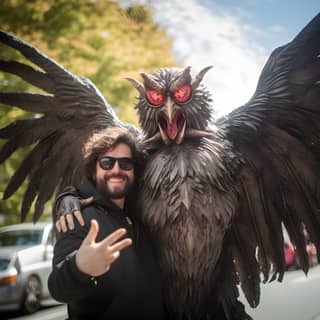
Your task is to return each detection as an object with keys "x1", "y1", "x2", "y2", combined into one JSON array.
[{"x1": 145, "y1": 0, "x2": 270, "y2": 116}]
